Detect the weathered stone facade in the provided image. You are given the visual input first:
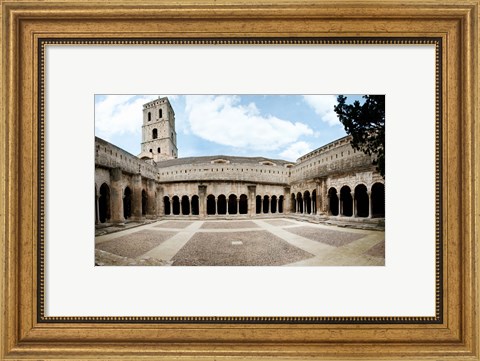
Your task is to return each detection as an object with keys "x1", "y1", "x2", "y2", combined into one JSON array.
[{"x1": 95, "y1": 98, "x2": 385, "y2": 225}]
